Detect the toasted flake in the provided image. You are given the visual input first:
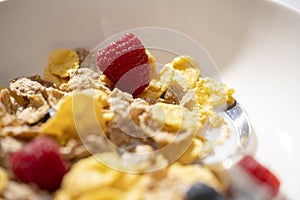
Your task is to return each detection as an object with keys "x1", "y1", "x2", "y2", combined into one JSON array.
[
  {"x1": 1, "y1": 125, "x2": 40, "y2": 139},
  {"x1": 9, "y1": 78, "x2": 45, "y2": 97},
  {"x1": 2, "y1": 181, "x2": 52, "y2": 200},
  {"x1": 0, "y1": 137, "x2": 24, "y2": 169},
  {"x1": 16, "y1": 94, "x2": 50, "y2": 124},
  {"x1": 59, "y1": 68, "x2": 110, "y2": 94},
  {"x1": 74, "y1": 48, "x2": 90, "y2": 65},
  {"x1": 26, "y1": 75, "x2": 56, "y2": 88},
  {"x1": 45, "y1": 87, "x2": 65, "y2": 110}
]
